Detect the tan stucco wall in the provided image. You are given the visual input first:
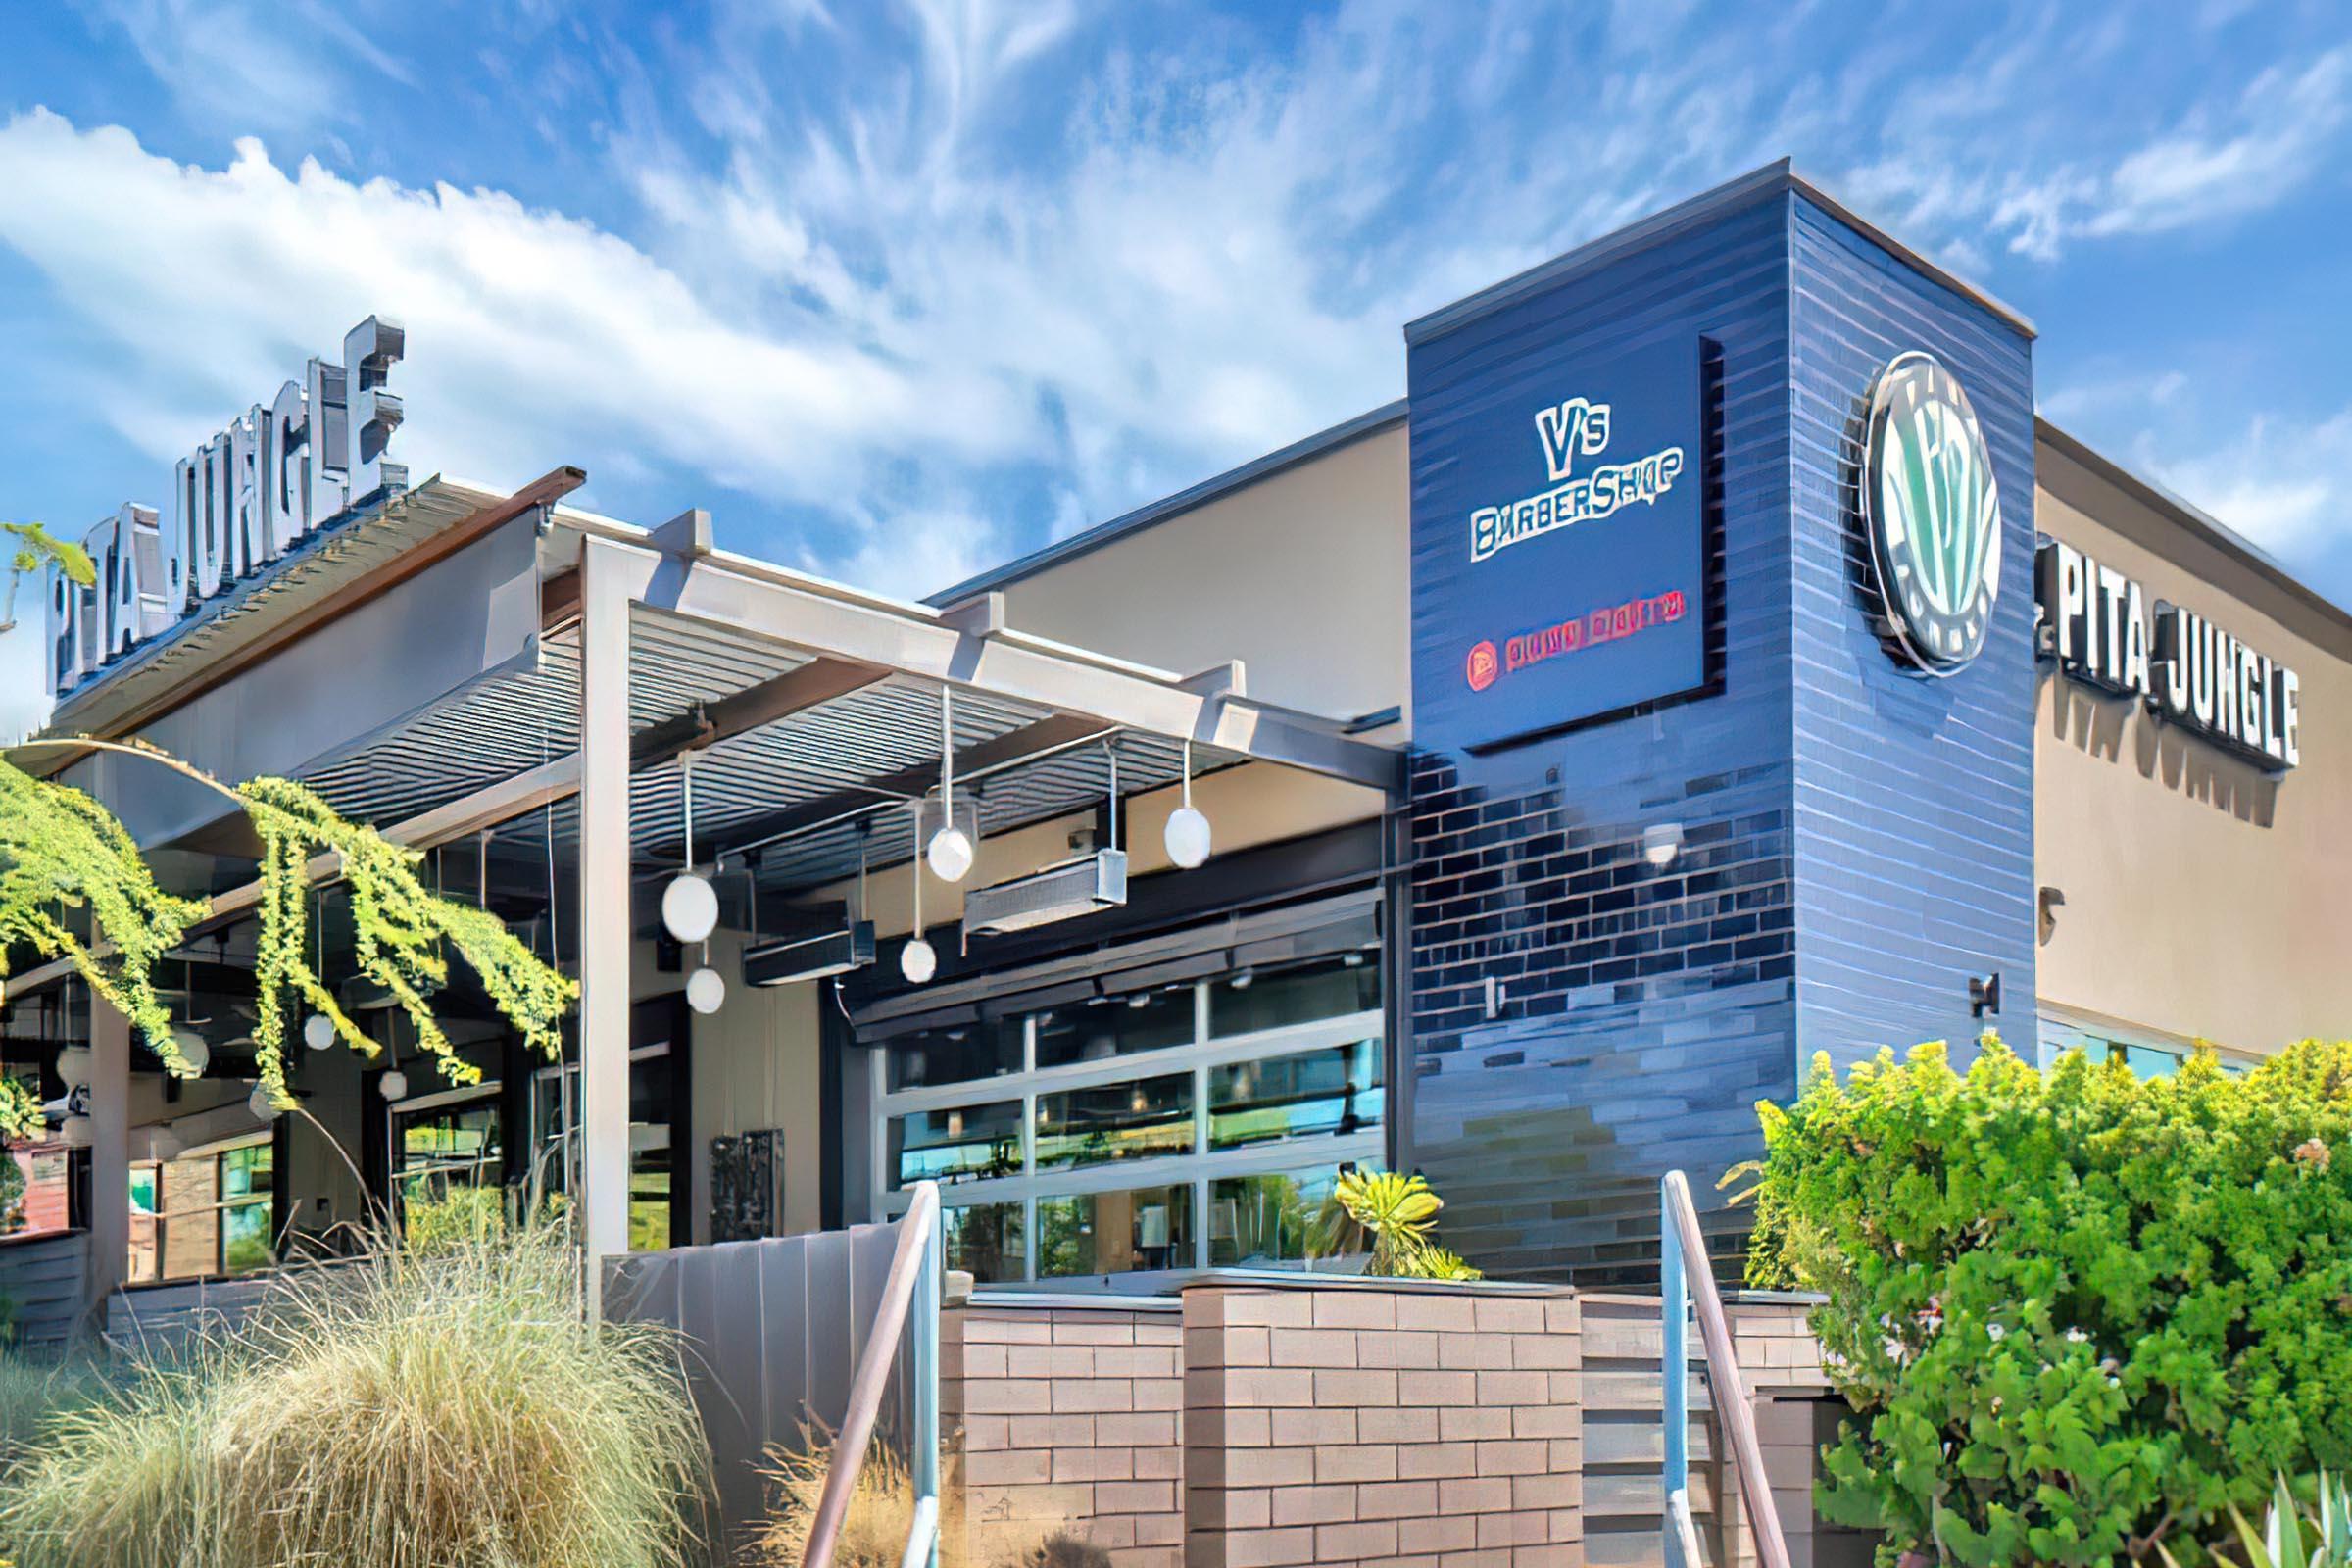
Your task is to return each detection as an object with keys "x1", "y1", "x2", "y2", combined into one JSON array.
[
  {"x1": 634, "y1": 934, "x2": 827, "y2": 1244},
  {"x1": 986, "y1": 422, "x2": 1411, "y2": 734},
  {"x1": 2034, "y1": 439, "x2": 2352, "y2": 1054}
]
